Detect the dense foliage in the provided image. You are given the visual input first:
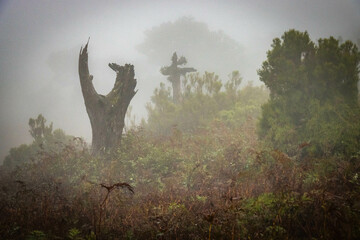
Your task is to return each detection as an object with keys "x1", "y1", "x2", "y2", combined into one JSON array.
[
  {"x1": 258, "y1": 30, "x2": 360, "y2": 157},
  {"x1": 146, "y1": 71, "x2": 268, "y2": 135},
  {"x1": 1, "y1": 30, "x2": 360, "y2": 239}
]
